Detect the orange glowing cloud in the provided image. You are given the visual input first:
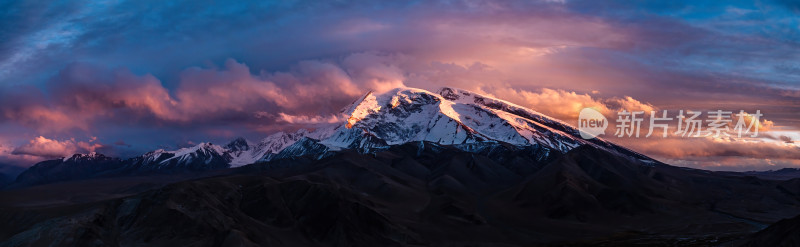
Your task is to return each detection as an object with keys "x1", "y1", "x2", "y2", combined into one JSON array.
[{"x1": 481, "y1": 87, "x2": 655, "y2": 120}]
